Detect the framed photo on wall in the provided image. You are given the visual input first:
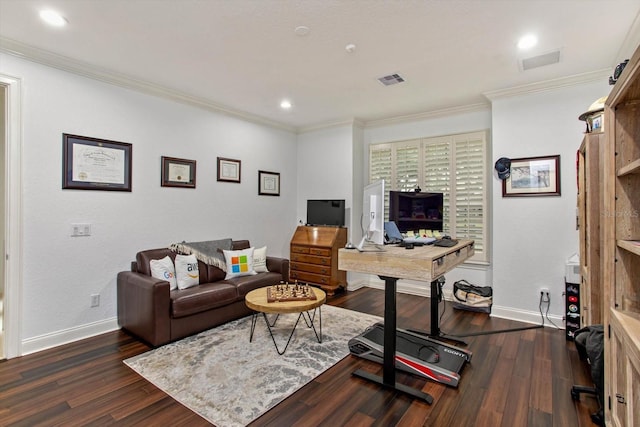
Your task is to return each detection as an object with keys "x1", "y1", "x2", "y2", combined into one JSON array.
[
  {"x1": 258, "y1": 170, "x2": 280, "y2": 196},
  {"x1": 217, "y1": 157, "x2": 241, "y2": 183},
  {"x1": 62, "y1": 133, "x2": 132, "y2": 191},
  {"x1": 502, "y1": 155, "x2": 561, "y2": 197},
  {"x1": 161, "y1": 156, "x2": 196, "y2": 188}
]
